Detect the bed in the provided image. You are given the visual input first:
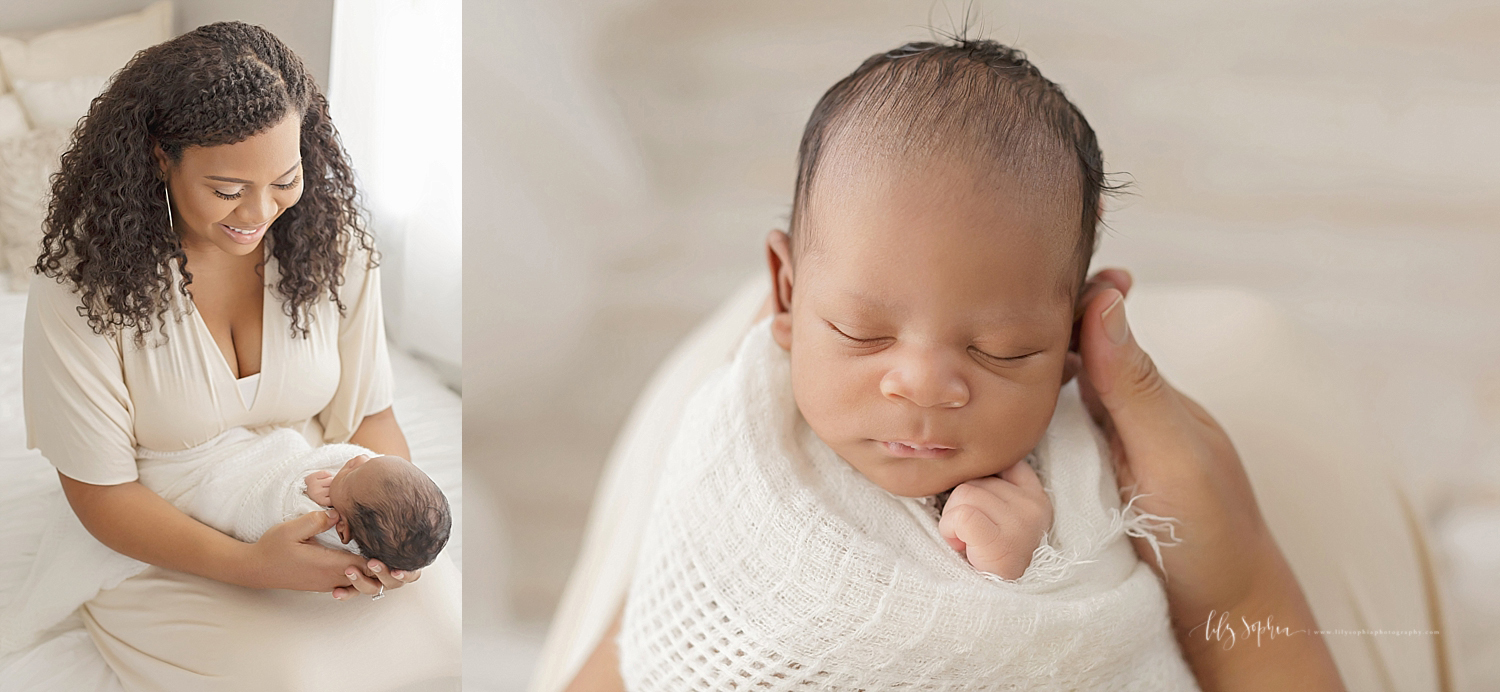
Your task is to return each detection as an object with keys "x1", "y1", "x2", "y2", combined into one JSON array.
[{"x1": 0, "y1": 270, "x2": 465, "y2": 692}]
